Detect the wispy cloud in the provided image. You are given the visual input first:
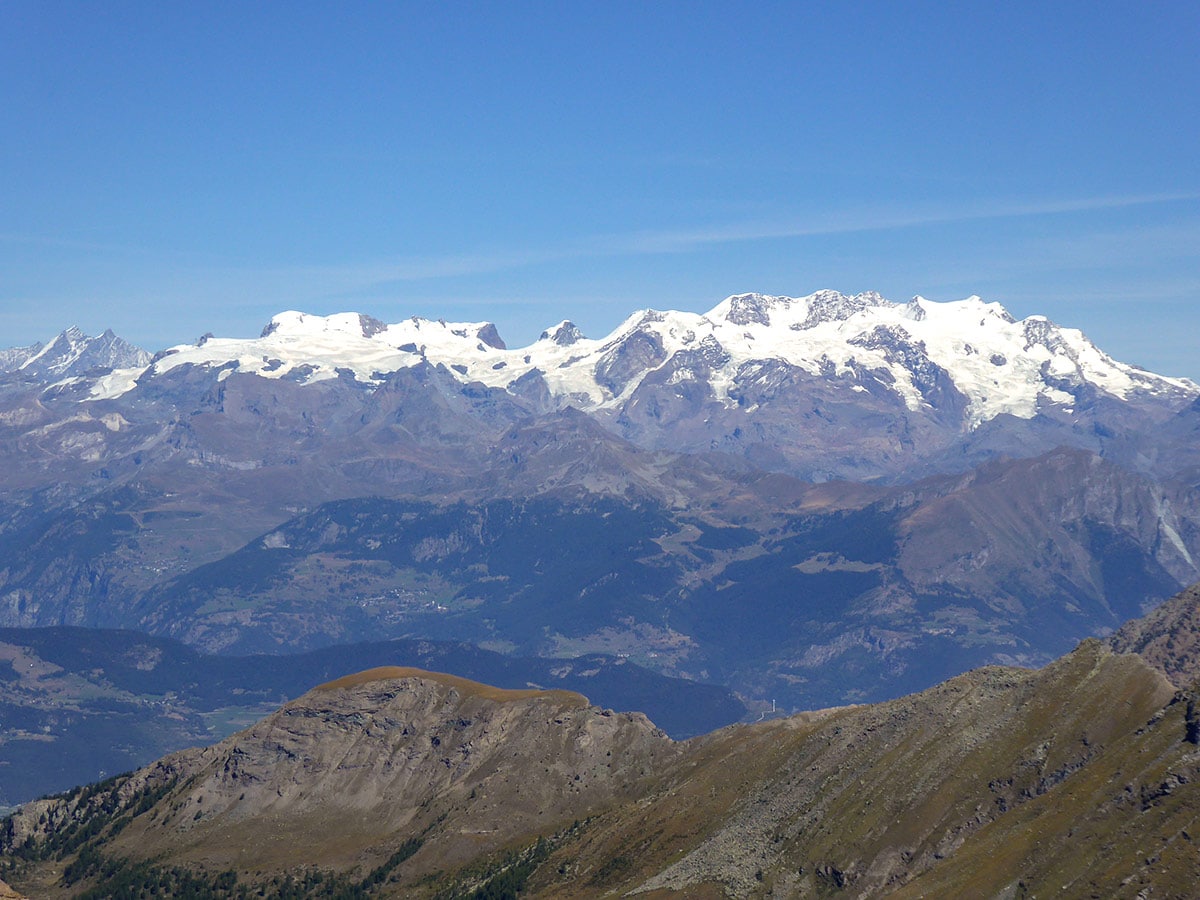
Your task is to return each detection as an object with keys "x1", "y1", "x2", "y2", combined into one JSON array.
[
  {"x1": 316, "y1": 190, "x2": 1200, "y2": 290},
  {"x1": 6, "y1": 191, "x2": 1195, "y2": 318},
  {"x1": 611, "y1": 191, "x2": 1200, "y2": 255}
]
